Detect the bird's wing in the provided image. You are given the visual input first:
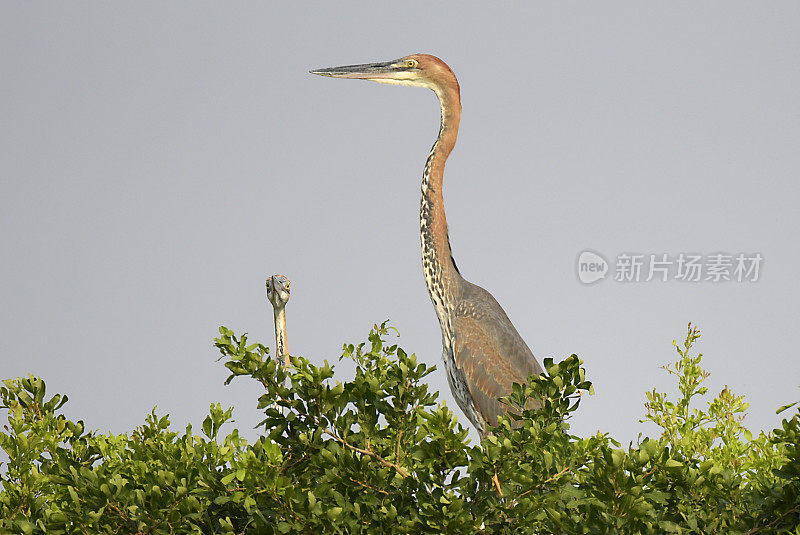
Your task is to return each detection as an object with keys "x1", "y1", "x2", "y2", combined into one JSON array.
[{"x1": 451, "y1": 286, "x2": 543, "y2": 428}]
